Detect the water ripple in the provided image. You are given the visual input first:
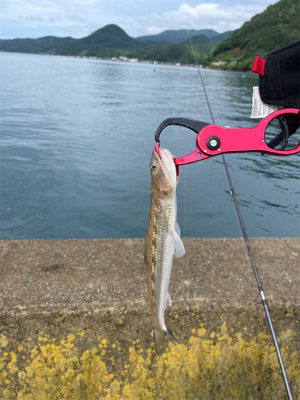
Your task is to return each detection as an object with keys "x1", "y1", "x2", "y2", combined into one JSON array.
[{"x1": 0, "y1": 53, "x2": 299, "y2": 239}]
